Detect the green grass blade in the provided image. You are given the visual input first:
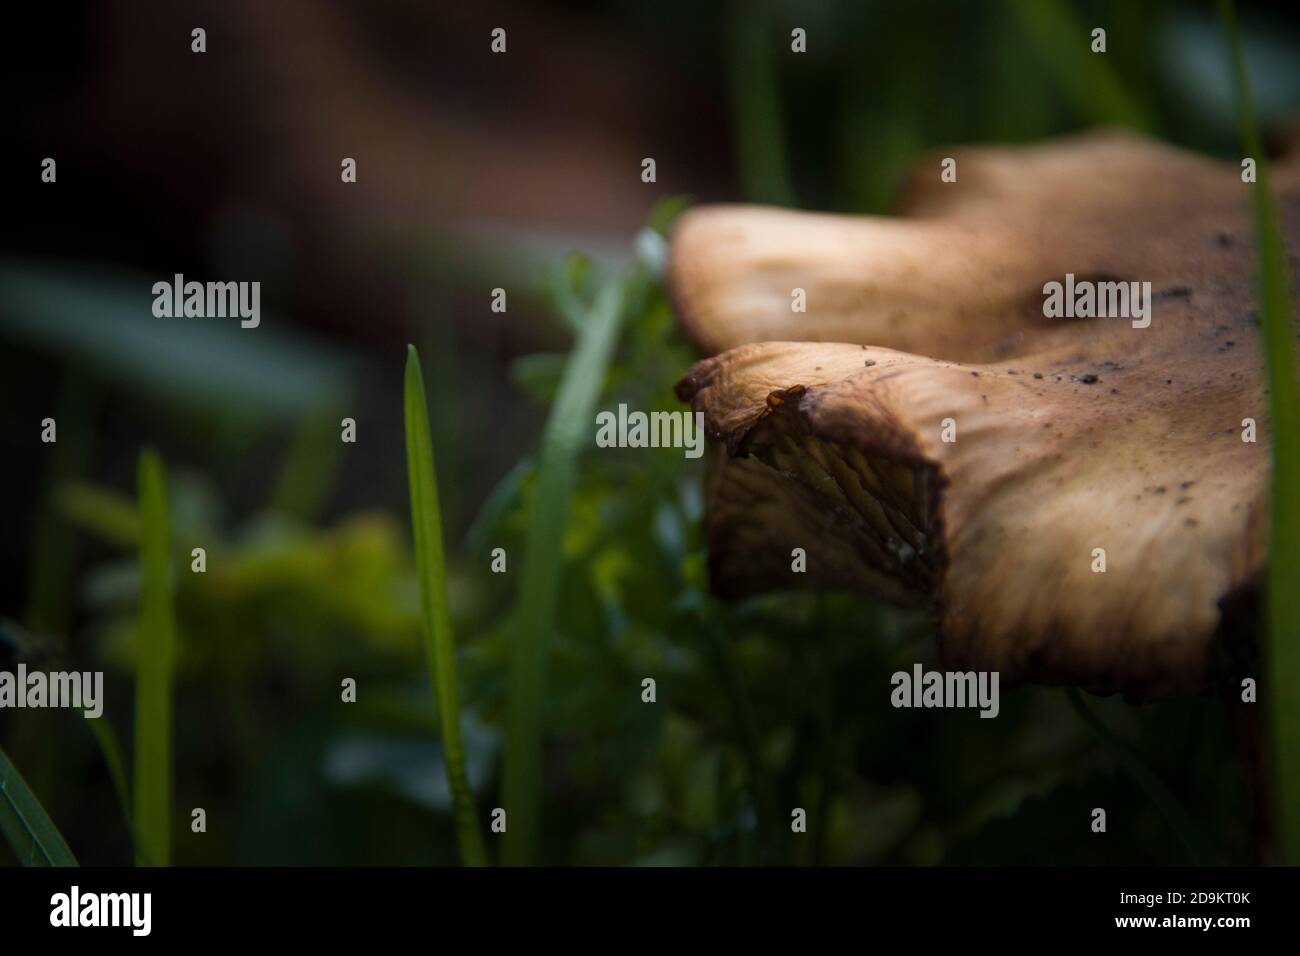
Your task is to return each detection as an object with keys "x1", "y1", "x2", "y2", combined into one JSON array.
[
  {"x1": 726, "y1": 0, "x2": 795, "y2": 206},
  {"x1": 134, "y1": 448, "x2": 176, "y2": 867},
  {"x1": 87, "y1": 717, "x2": 133, "y2": 843},
  {"x1": 56, "y1": 481, "x2": 141, "y2": 547},
  {"x1": 404, "y1": 346, "x2": 488, "y2": 867},
  {"x1": 0, "y1": 744, "x2": 78, "y2": 866},
  {"x1": 1008, "y1": 0, "x2": 1151, "y2": 130},
  {"x1": 1219, "y1": 0, "x2": 1300, "y2": 864},
  {"x1": 503, "y1": 278, "x2": 628, "y2": 865},
  {"x1": 270, "y1": 401, "x2": 349, "y2": 521}
]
